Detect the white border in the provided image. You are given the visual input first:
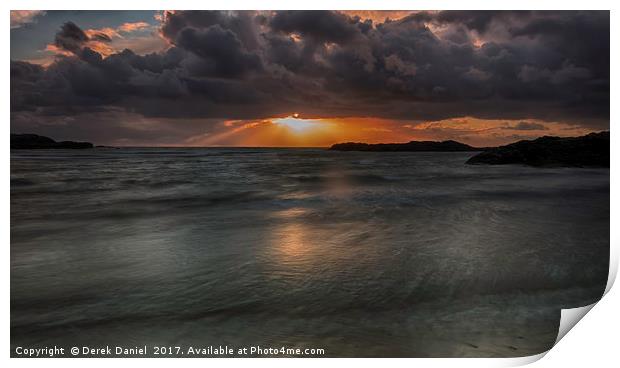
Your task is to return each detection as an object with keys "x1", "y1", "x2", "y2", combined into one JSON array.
[{"x1": 3, "y1": 1, "x2": 618, "y2": 367}]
